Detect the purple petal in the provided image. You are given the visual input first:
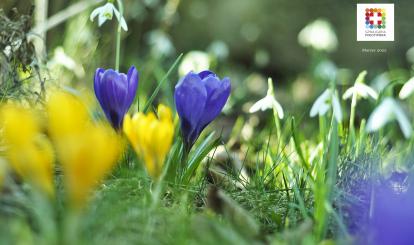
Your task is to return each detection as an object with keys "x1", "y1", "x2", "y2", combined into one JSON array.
[
  {"x1": 174, "y1": 72, "x2": 207, "y2": 145},
  {"x1": 198, "y1": 70, "x2": 216, "y2": 79},
  {"x1": 198, "y1": 76, "x2": 231, "y2": 130},
  {"x1": 99, "y1": 69, "x2": 129, "y2": 128},
  {"x1": 125, "y1": 66, "x2": 139, "y2": 109},
  {"x1": 93, "y1": 68, "x2": 105, "y2": 105}
]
